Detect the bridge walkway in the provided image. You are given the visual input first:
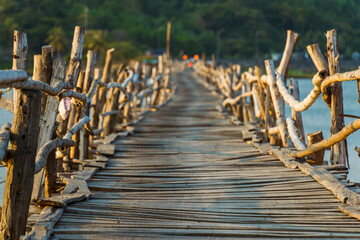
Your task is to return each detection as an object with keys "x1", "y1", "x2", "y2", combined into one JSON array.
[{"x1": 51, "y1": 71, "x2": 360, "y2": 239}]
